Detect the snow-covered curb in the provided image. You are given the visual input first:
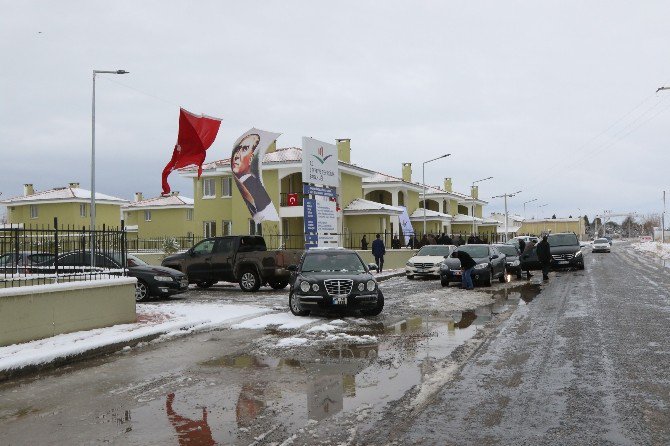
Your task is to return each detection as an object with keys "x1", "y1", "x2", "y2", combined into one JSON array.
[
  {"x1": 631, "y1": 241, "x2": 670, "y2": 260},
  {"x1": 0, "y1": 277, "x2": 136, "y2": 297},
  {"x1": 0, "y1": 302, "x2": 272, "y2": 379}
]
